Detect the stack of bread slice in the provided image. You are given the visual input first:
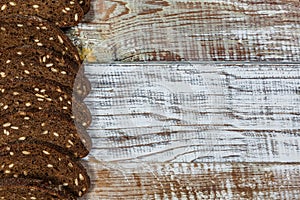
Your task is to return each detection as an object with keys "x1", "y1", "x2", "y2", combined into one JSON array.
[{"x1": 0, "y1": 1, "x2": 92, "y2": 199}]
